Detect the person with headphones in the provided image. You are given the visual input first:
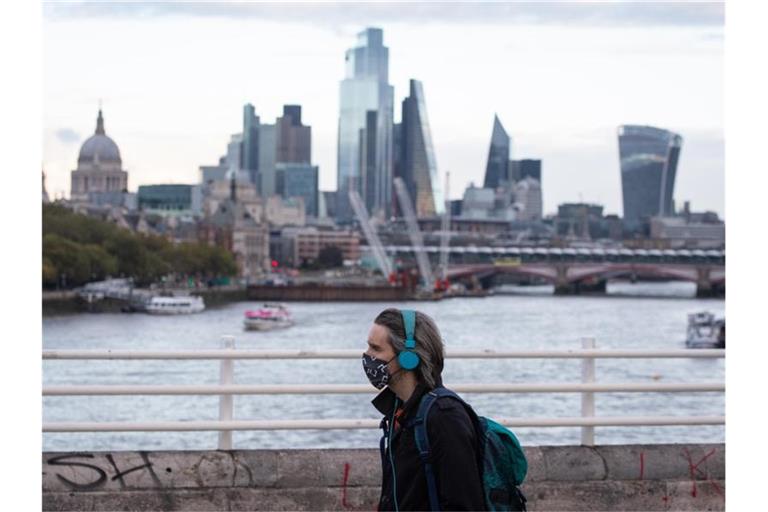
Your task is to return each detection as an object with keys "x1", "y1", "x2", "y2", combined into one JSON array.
[{"x1": 363, "y1": 308, "x2": 485, "y2": 511}]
